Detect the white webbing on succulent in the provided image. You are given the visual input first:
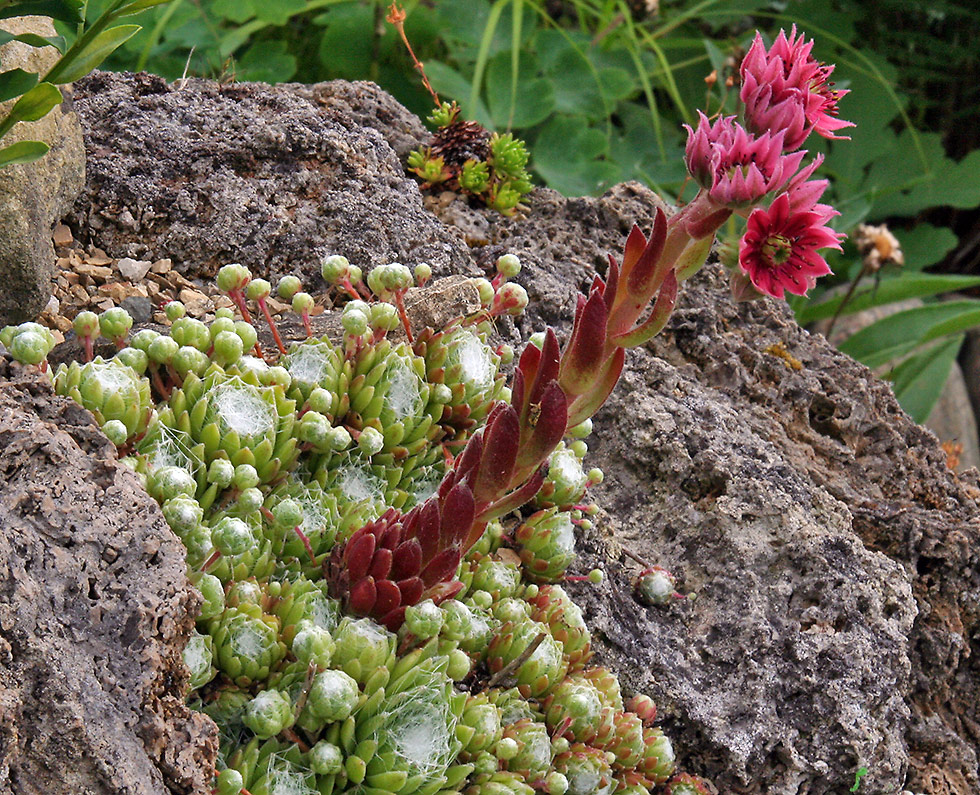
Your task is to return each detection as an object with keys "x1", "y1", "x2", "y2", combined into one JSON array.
[
  {"x1": 284, "y1": 342, "x2": 333, "y2": 390},
  {"x1": 384, "y1": 356, "x2": 423, "y2": 421},
  {"x1": 211, "y1": 380, "x2": 277, "y2": 441},
  {"x1": 448, "y1": 331, "x2": 495, "y2": 391}
]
